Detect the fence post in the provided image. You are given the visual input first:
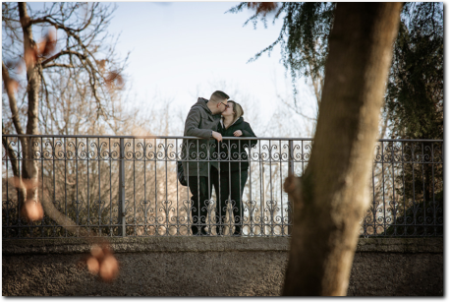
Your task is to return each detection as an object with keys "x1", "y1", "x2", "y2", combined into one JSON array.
[
  {"x1": 118, "y1": 138, "x2": 126, "y2": 236},
  {"x1": 287, "y1": 140, "x2": 294, "y2": 235}
]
